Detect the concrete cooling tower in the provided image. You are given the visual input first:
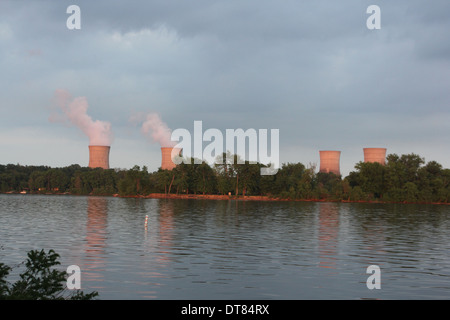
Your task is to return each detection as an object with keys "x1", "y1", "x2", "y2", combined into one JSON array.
[
  {"x1": 319, "y1": 150, "x2": 341, "y2": 175},
  {"x1": 88, "y1": 146, "x2": 110, "y2": 169},
  {"x1": 363, "y1": 148, "x2": 387, "y2": 165},
  {"x1": 161, "y1": 147, "x2": 182, "y2": 170}
]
